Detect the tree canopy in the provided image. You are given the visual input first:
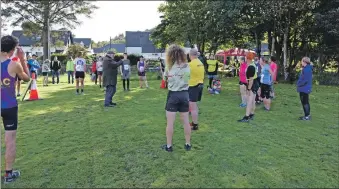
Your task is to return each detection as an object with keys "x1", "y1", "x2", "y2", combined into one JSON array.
[
  {"x1": 151, "y1": 0, "x2": 339, "y2": 78},
  {"x1": 3, "y1": 0, "x2": 98, "y2": 60}
]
